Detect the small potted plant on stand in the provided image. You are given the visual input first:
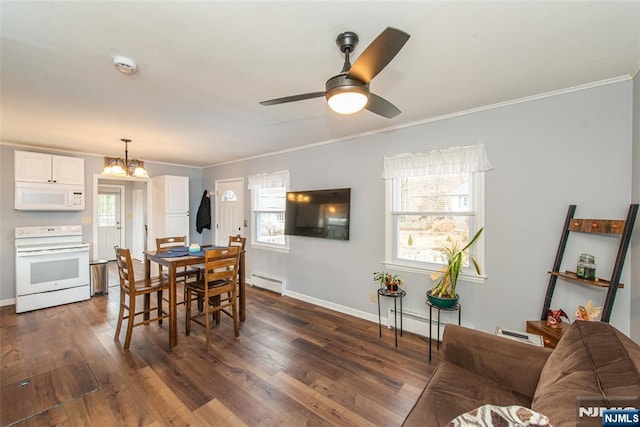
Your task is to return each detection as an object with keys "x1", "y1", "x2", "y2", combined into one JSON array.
[
  {"x1": 374, "y1": 271, "x2": 403, "y2": 293},
  {"x1": 428, "y1": 228, "x2": 484, "y2": 308}
]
